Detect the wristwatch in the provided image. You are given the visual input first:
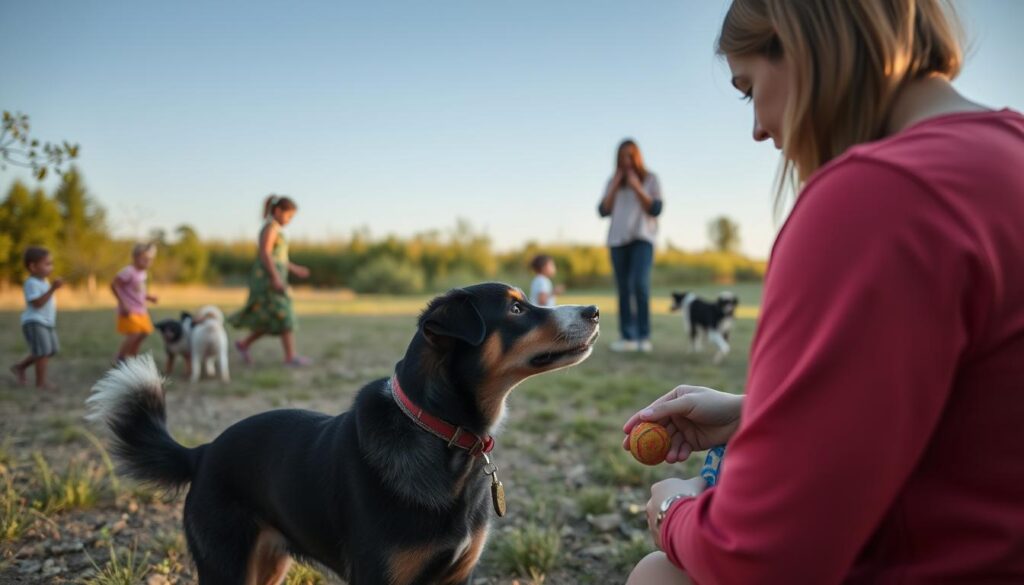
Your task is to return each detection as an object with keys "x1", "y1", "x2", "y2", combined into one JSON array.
[{"x1": 656, "y1": 493, "x2": 690, "y2": 529}]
